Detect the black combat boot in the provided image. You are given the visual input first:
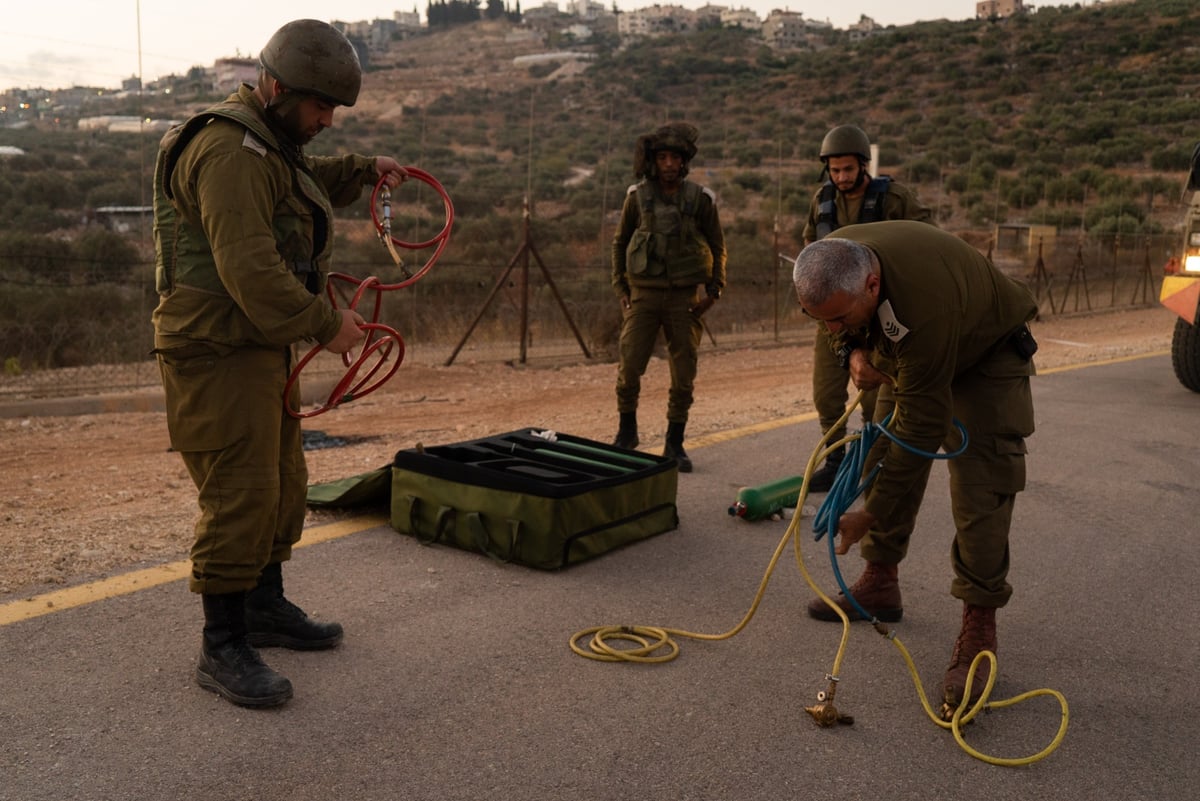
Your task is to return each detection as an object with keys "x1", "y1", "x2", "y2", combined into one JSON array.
[
  {"x1": 245, "y1": 562, "x2": 344, "y2": 650},
  {"x1": 663, "y1": 421, "x2": 692, "y2": 473},
  {"x1": 613, "y1": 412, "x2": 639, "y2": 450},
  {"x1": 196, "y1": 591, "x2": 293, "y2": 708},
  {"x1": 807, "y1": 445, "x2": 845, "y2": 493}
]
